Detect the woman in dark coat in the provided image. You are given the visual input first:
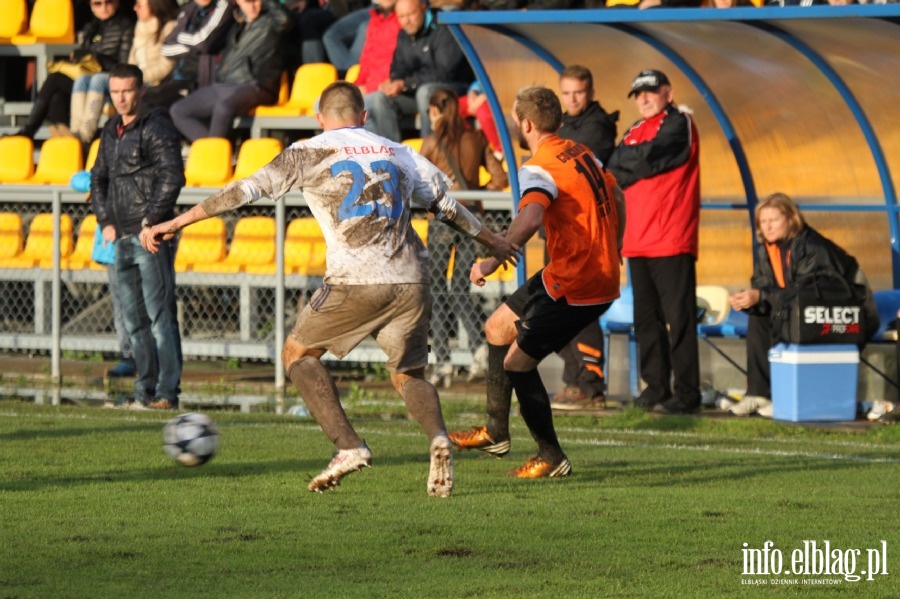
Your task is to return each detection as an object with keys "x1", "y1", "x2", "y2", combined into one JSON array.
[
  {"x1": 728, "y1": 192, "x2": 876, "y2": 417},
  {"x1": 14, "y1": 0, "x2": 134, "y2": 139}
]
